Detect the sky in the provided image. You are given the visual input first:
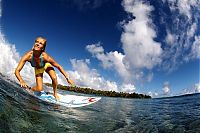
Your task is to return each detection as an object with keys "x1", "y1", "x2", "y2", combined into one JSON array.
[{"x1": 0, "y1": 0, "x2": 199, "y2": 97}]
